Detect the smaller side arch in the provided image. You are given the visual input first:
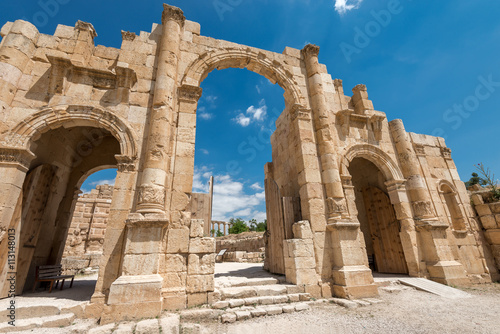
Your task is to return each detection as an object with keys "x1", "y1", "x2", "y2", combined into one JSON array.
[
  {"x1": 339, "y1": 144, "x2": 404, "y2": 182},
  {"x1": 437, "y1": 179, "x2": 467, "y2": 231},
  {"x1": 5, "y1": 105, "x2": 139, "y2": 160}
]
